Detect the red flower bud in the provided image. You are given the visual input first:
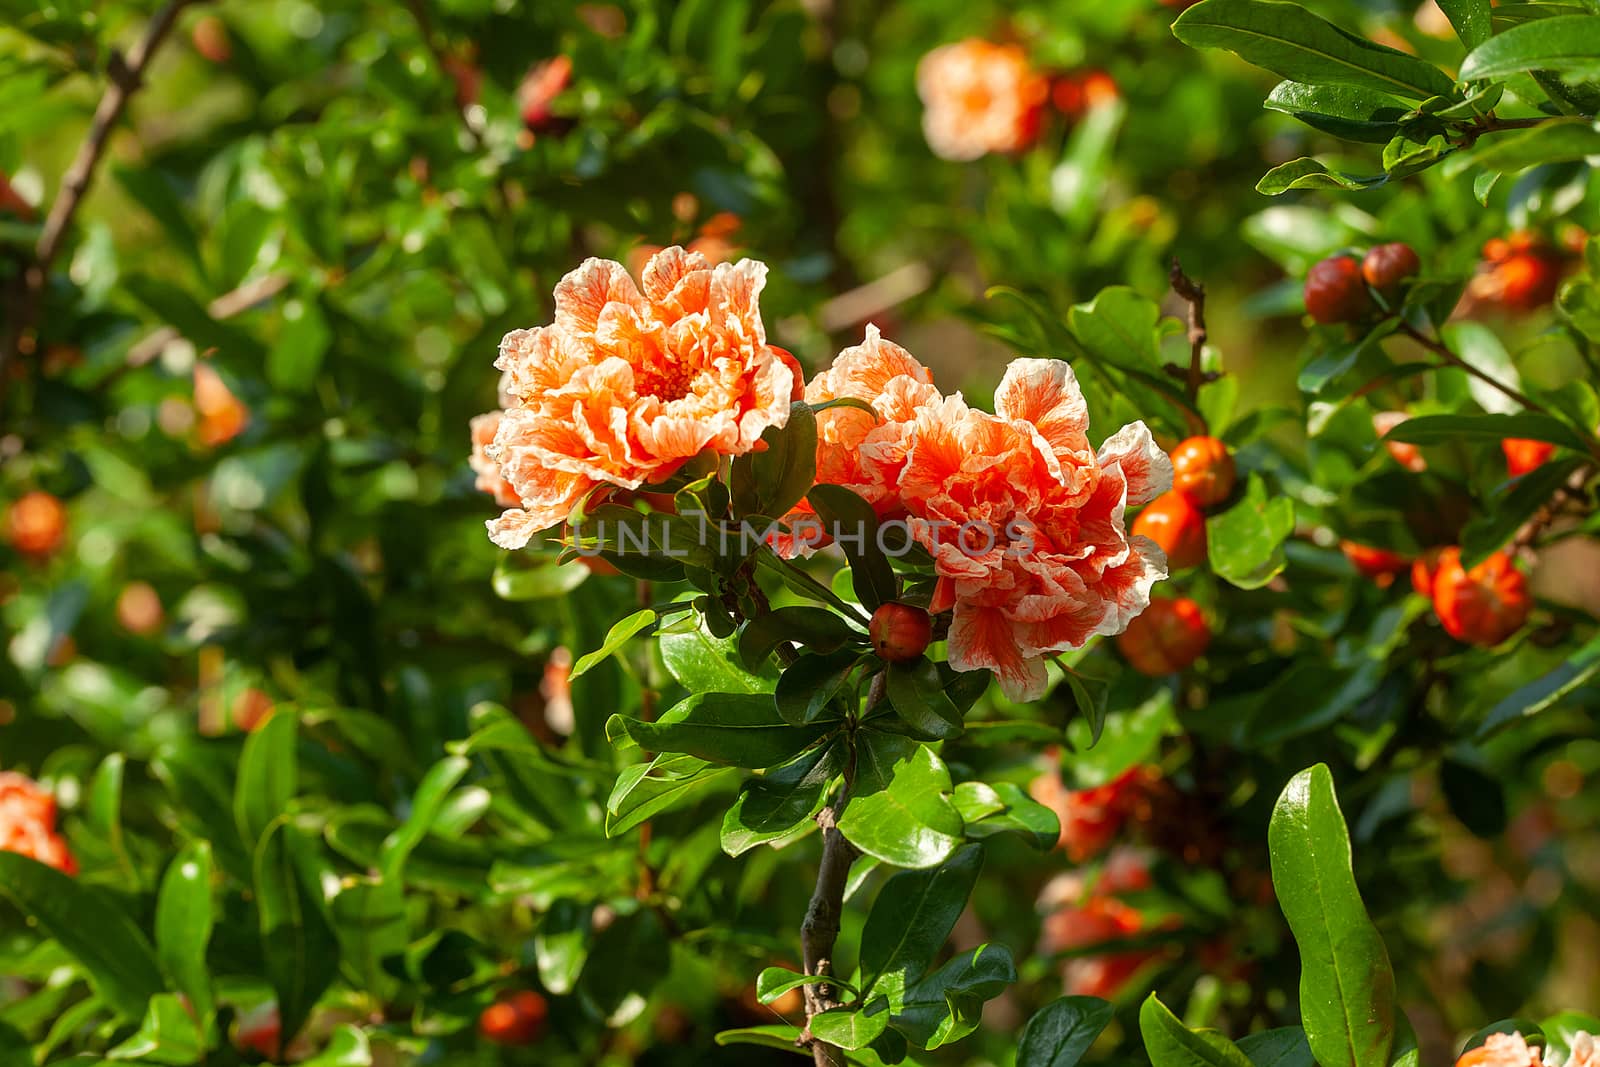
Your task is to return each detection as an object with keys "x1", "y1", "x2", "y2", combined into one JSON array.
[
  {"x1": 1340, "y1": 541, "x2": 1409, "y2": 583},
  {"x1": 870, "y1": 602, "x2": 933, "y2": 663},
  {"x1": 7, "y1": 491, "x2": 67, "y2": 558},
  {"x1": 1502, "y1": 437, "x2": 1555, "y2": 478},
  {"x1": 1169, "y1": 436, "x2": 1236, "y2": 508},
  {"x1": 1431, "y1": 547, "x2": 1529, "y2": 647},
  {"x1": 1131, "y1": 491, "x2": 1206, "y2": 570},
  {"x1": 1115, "y1": 596, "x2": 1210, "y2": 675},
  {"x1": 1304, "y1": 255, "x2": 1372, "y2": 325},
  {"x1": 480, "y1": 990, "x2": 549, "y2": 1046},
  {"x1": 1361, "y1": 242, "x2": 1420, "y2": 298}
]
